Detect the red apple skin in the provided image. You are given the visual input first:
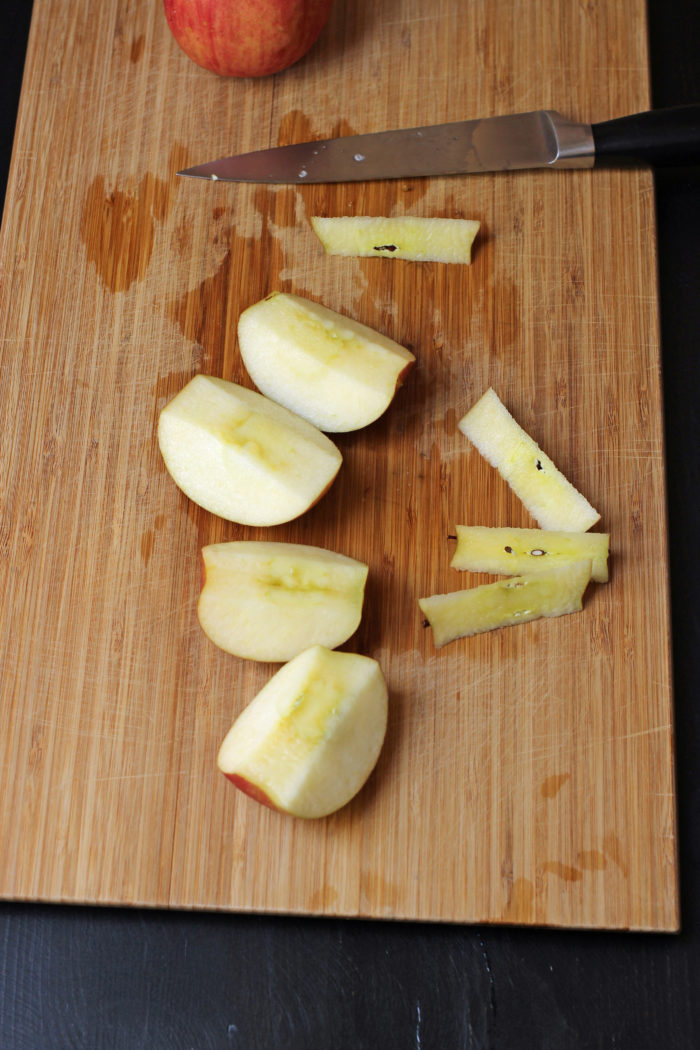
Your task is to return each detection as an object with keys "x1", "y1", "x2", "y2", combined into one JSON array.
[
  {"x1": 163, "y1": 0, "x2": 333, "y2": 78},
  {"x1": 225, "y1": 772, "x2": 281, "y2": 811}
]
